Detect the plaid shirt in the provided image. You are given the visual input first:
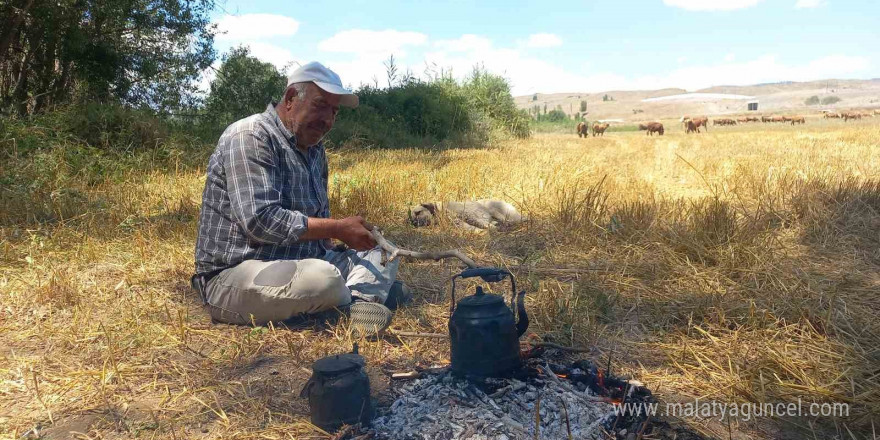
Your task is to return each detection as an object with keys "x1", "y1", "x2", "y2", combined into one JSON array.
[{"x1": 194, "y1": 103, "x2": 331, "y2": 276}]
